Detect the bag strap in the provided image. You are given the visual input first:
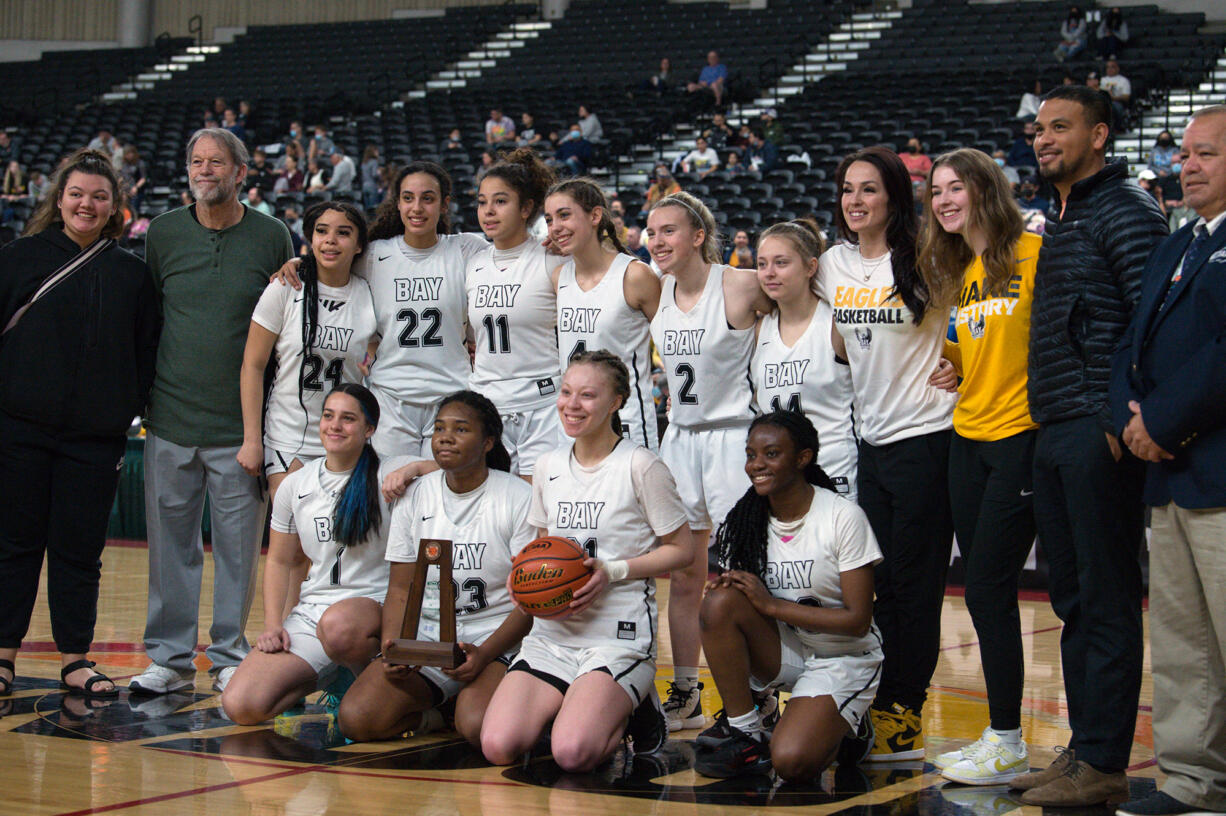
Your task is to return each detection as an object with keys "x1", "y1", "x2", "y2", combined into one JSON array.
[{"x1": 2, "y1": 237, "x2": 115, "y2": 336}]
